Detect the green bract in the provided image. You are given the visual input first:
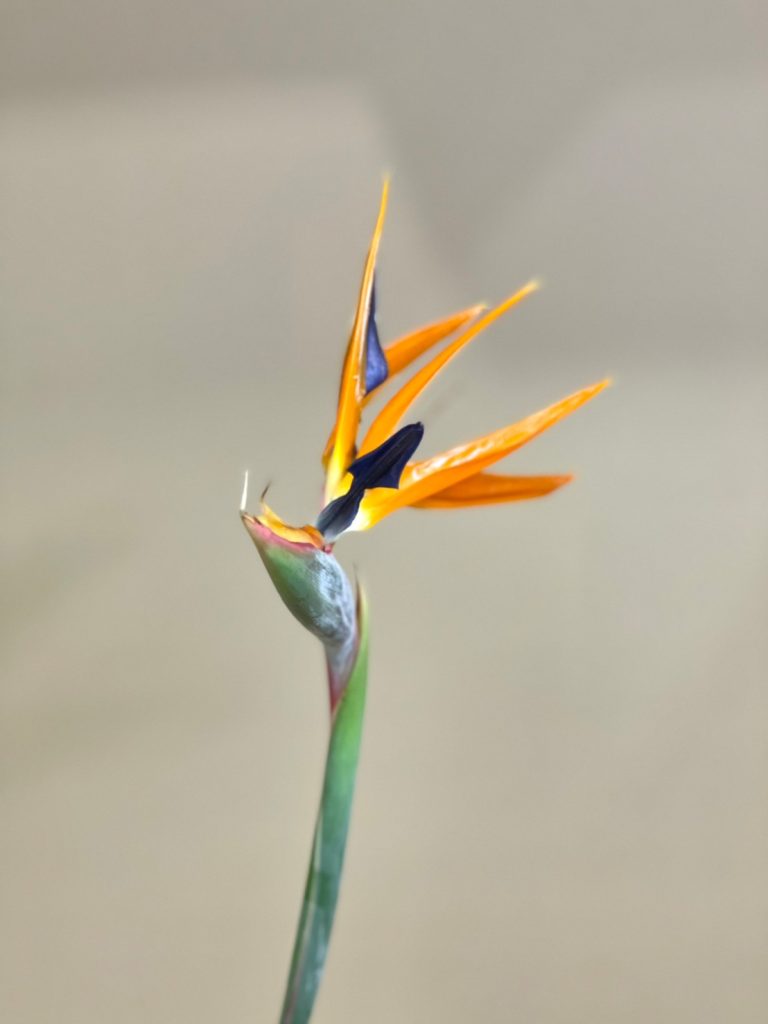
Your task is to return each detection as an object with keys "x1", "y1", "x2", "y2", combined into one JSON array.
[{"x1": 242, "y1": 513, "x2": 357, "y2": 699}]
